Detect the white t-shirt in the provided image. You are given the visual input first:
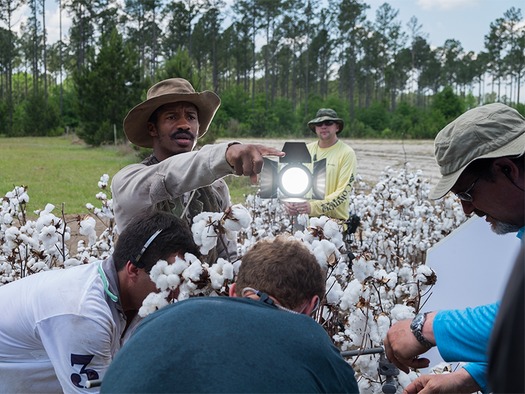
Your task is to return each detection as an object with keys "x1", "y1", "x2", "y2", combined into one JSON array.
[{"x1": 0, "y1": 258, "x2": 136, "y2": 393}]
